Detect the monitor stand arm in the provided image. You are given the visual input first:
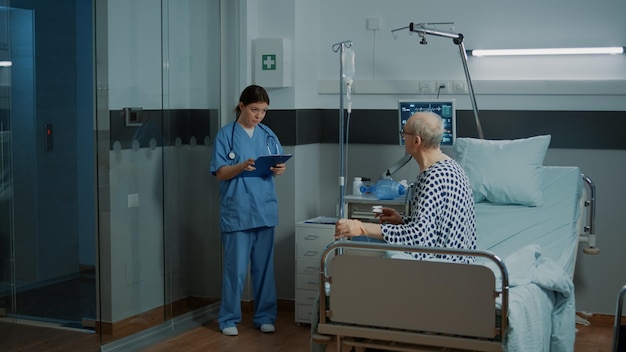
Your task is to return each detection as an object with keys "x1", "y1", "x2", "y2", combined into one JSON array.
[
  {"x1": 380, "y1": 154, "x2": 413, "y2": 180},
  {"x1": 392, "y1": 22, "x2": 485, "y2": 139}
]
